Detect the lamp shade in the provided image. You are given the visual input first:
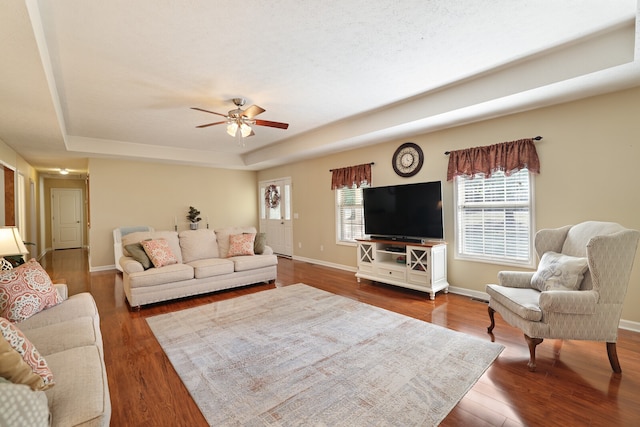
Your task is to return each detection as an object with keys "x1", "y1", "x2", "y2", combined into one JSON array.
[{"x1": 0, "y1": 227, "x2": 29, "y2": 257}]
